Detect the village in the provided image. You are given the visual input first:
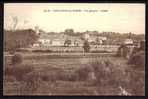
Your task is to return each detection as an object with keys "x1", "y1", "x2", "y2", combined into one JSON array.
[
  {"x1": 15, "y1": 27, "x2": 139, "y2": 55},
  {"x1": 32, "y1": 27, "x2": 134, "y2": 47}
]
